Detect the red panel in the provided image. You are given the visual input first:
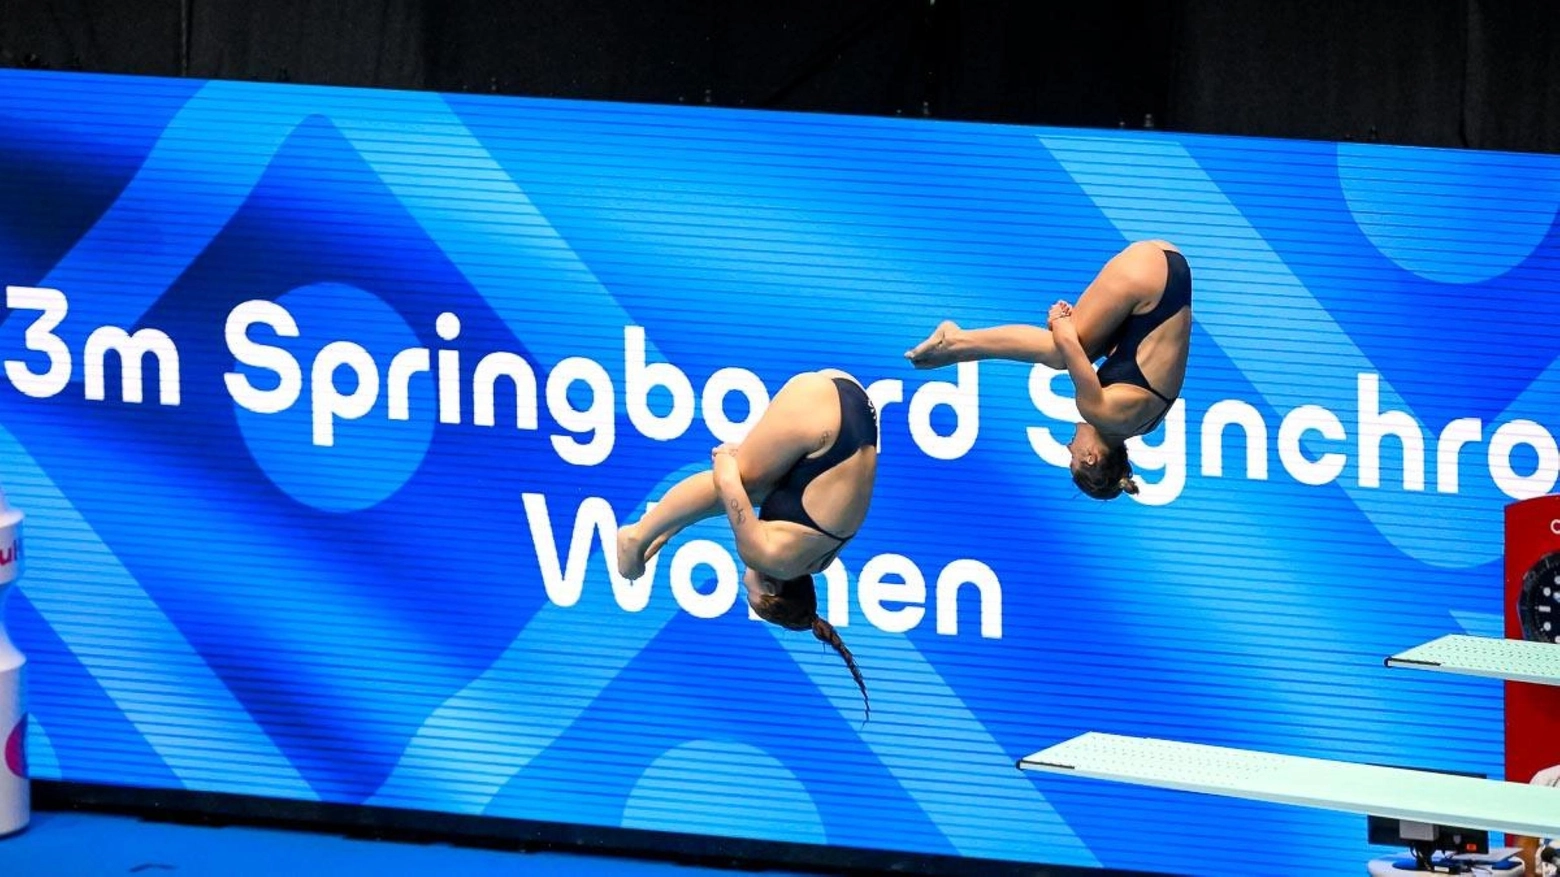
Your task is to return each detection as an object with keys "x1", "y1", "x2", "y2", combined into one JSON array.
[{"x1": 1504, "y1": 496, "x2": 1560, "y2": 789}]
